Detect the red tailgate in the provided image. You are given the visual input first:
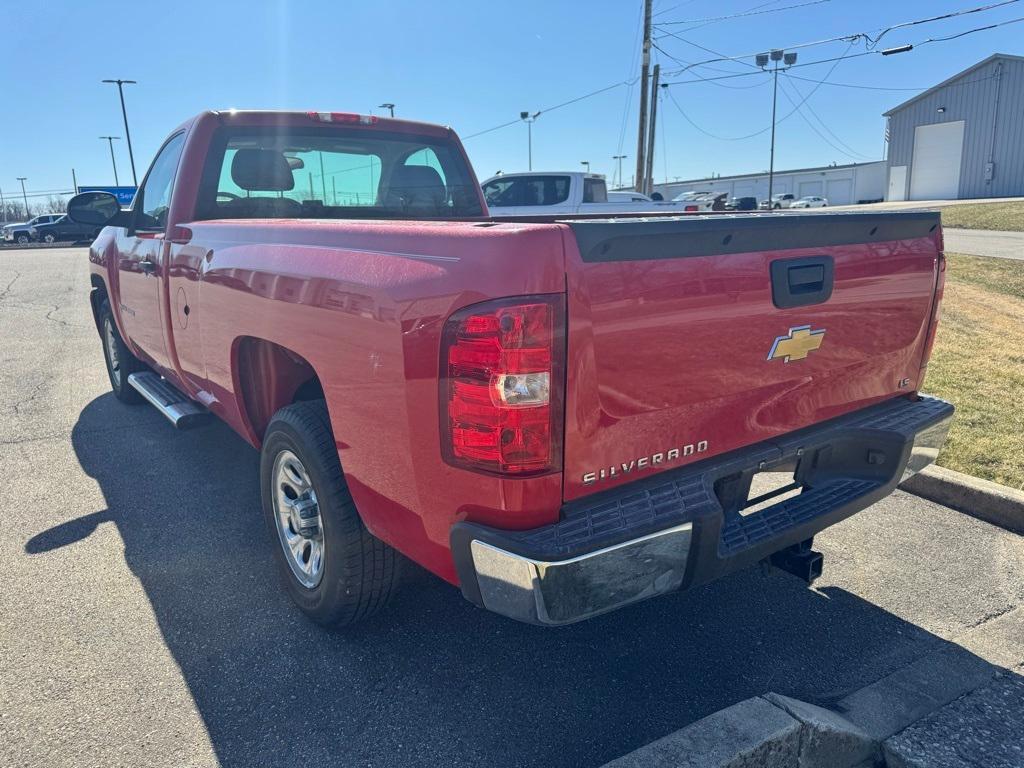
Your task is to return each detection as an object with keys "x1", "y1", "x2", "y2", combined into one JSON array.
[{"x1": 561, "y1": 212, "x2": 942, "y2": 501}]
